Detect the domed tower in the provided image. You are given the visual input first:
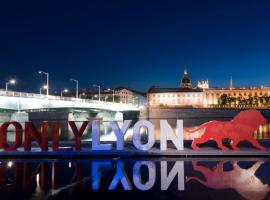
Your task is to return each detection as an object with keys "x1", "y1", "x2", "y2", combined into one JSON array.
[{"x1": 180, "y1": 68, "x2": 192, "y2": 88}]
